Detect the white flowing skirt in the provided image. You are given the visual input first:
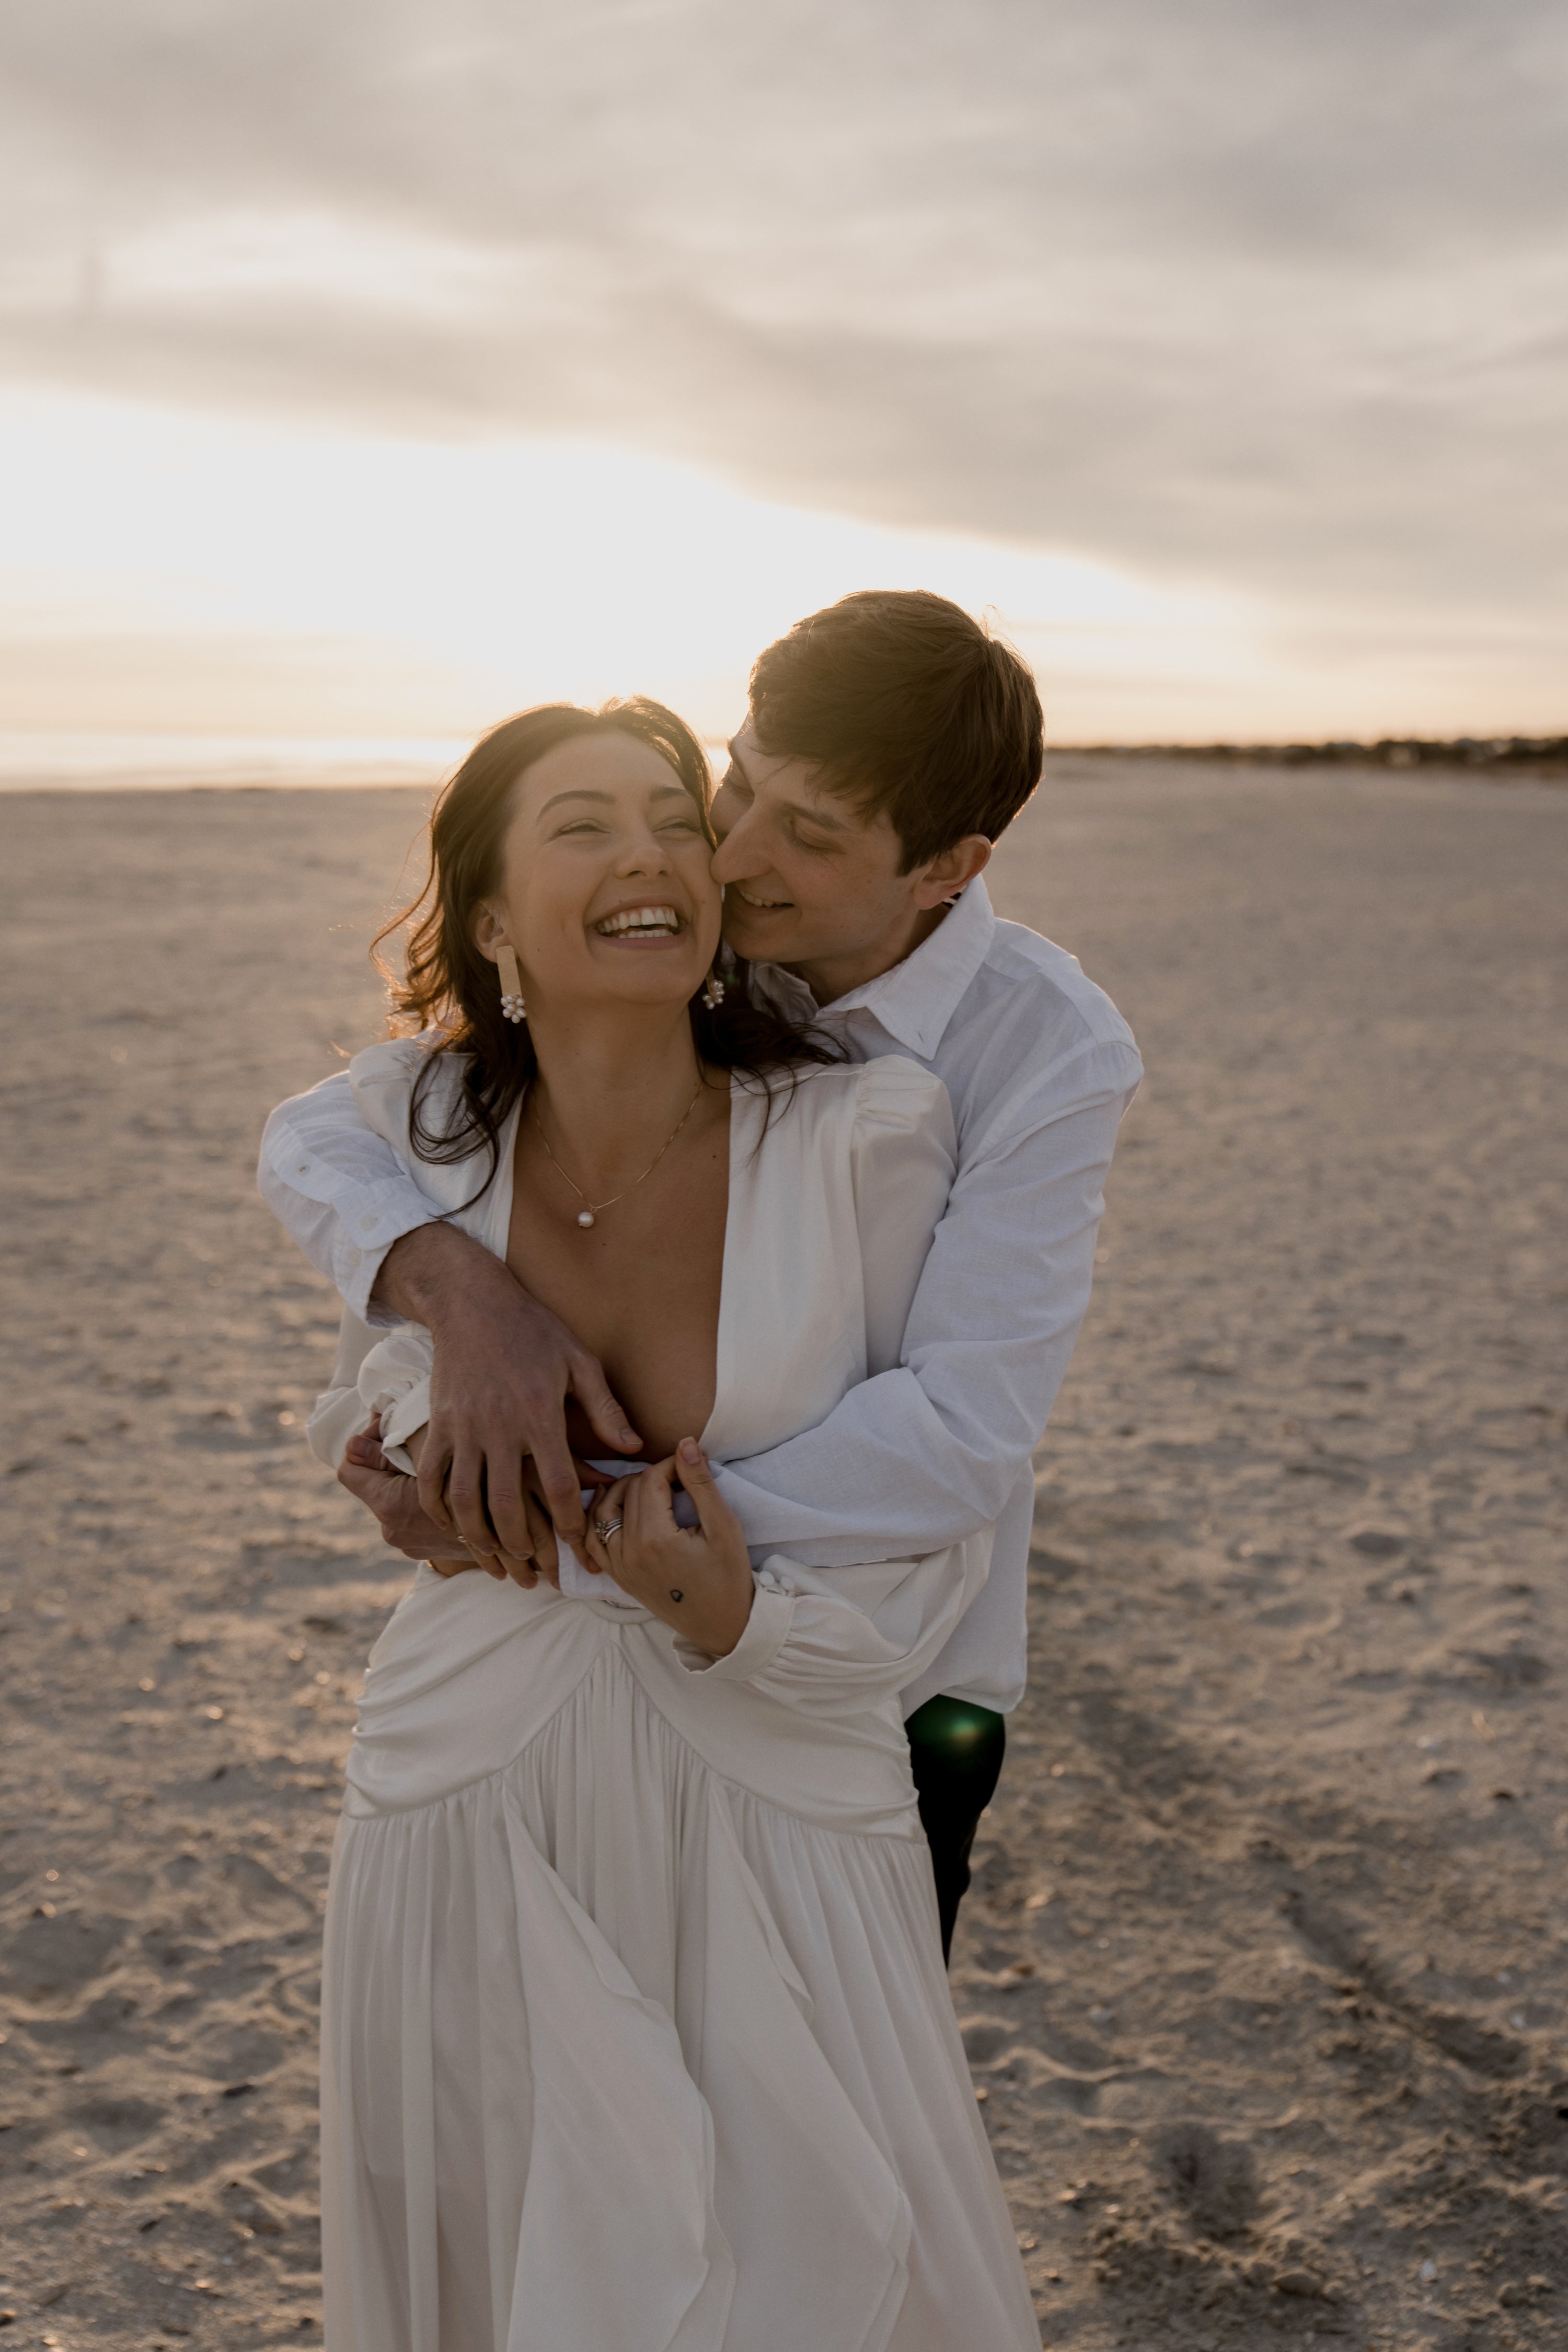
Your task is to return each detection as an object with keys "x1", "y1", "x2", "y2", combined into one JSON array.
[{"x1": 321, "y1": 1567, "x2": 1040, "y2": 2352}]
